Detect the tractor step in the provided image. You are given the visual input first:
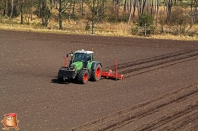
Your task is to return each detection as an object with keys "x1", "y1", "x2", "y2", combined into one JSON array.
[{"x1": 101, "y1": 60, "x2": 124, "y2": 80}]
